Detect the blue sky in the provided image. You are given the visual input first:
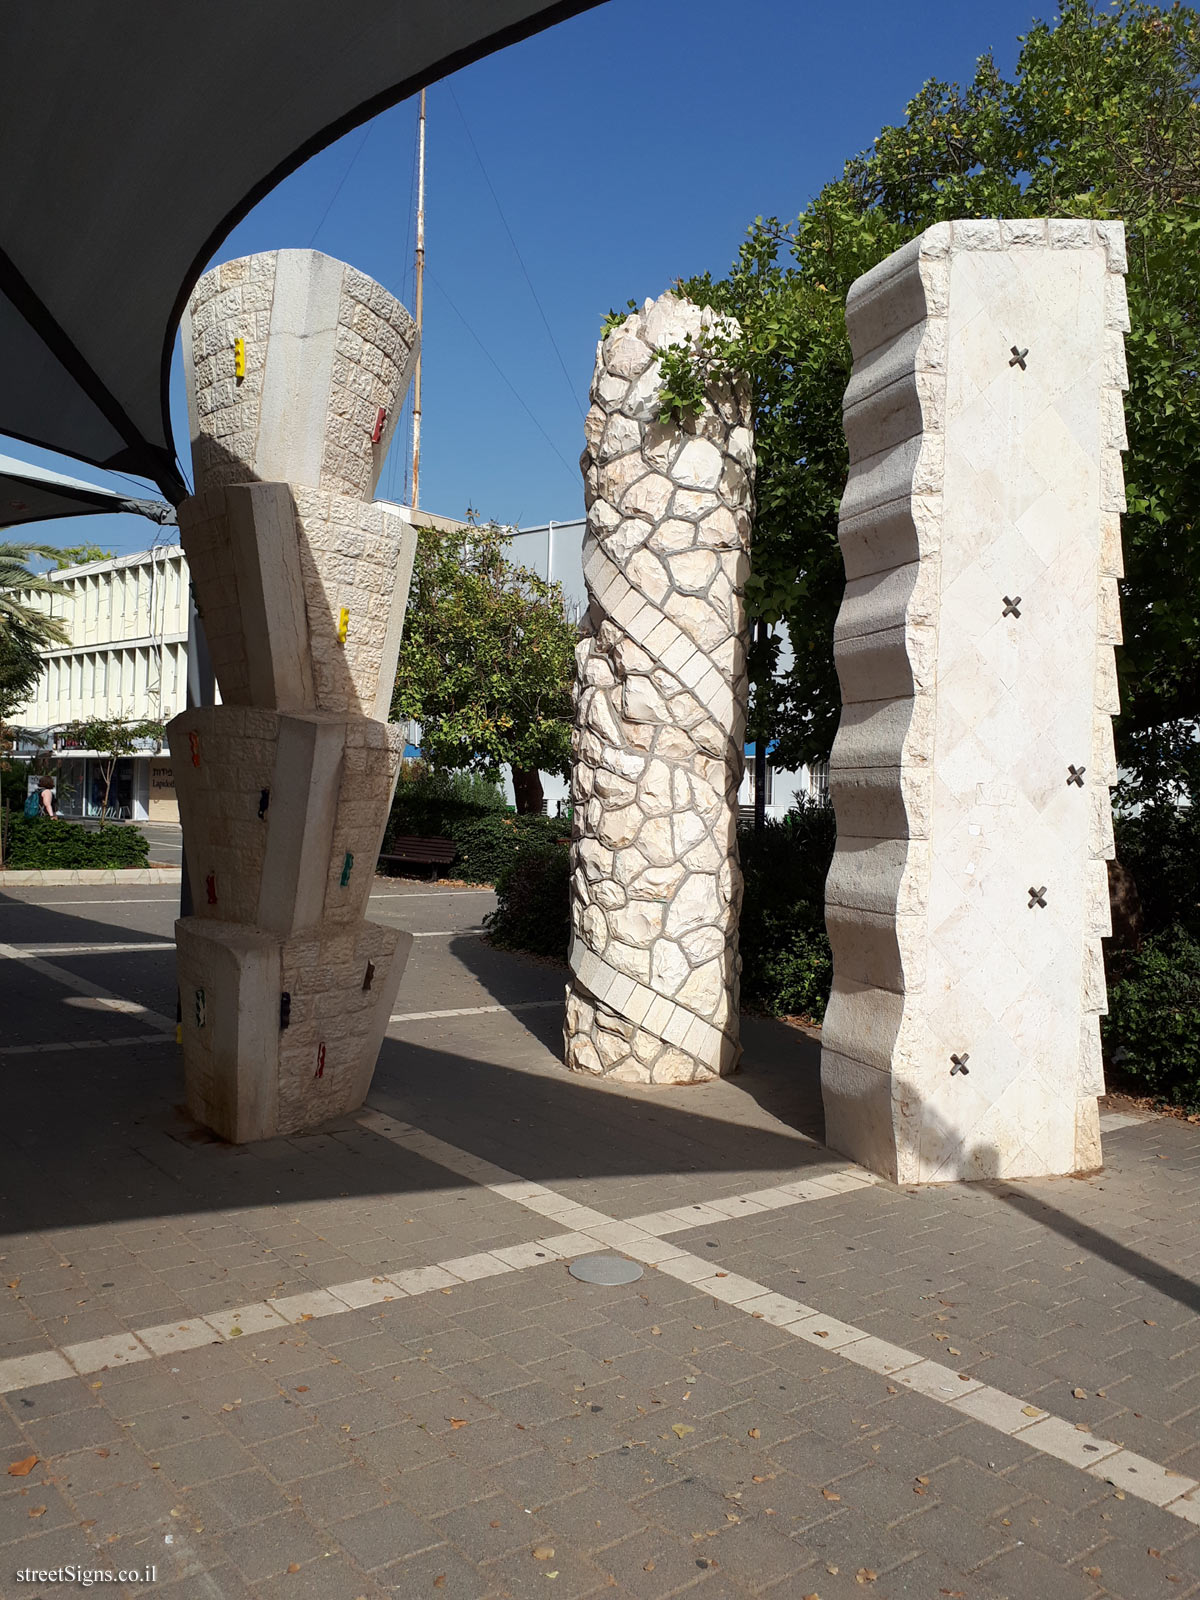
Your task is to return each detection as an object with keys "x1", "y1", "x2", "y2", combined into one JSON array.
[{"x1": 11, "y1": 0, "x2": 1047, "y2": 558}]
